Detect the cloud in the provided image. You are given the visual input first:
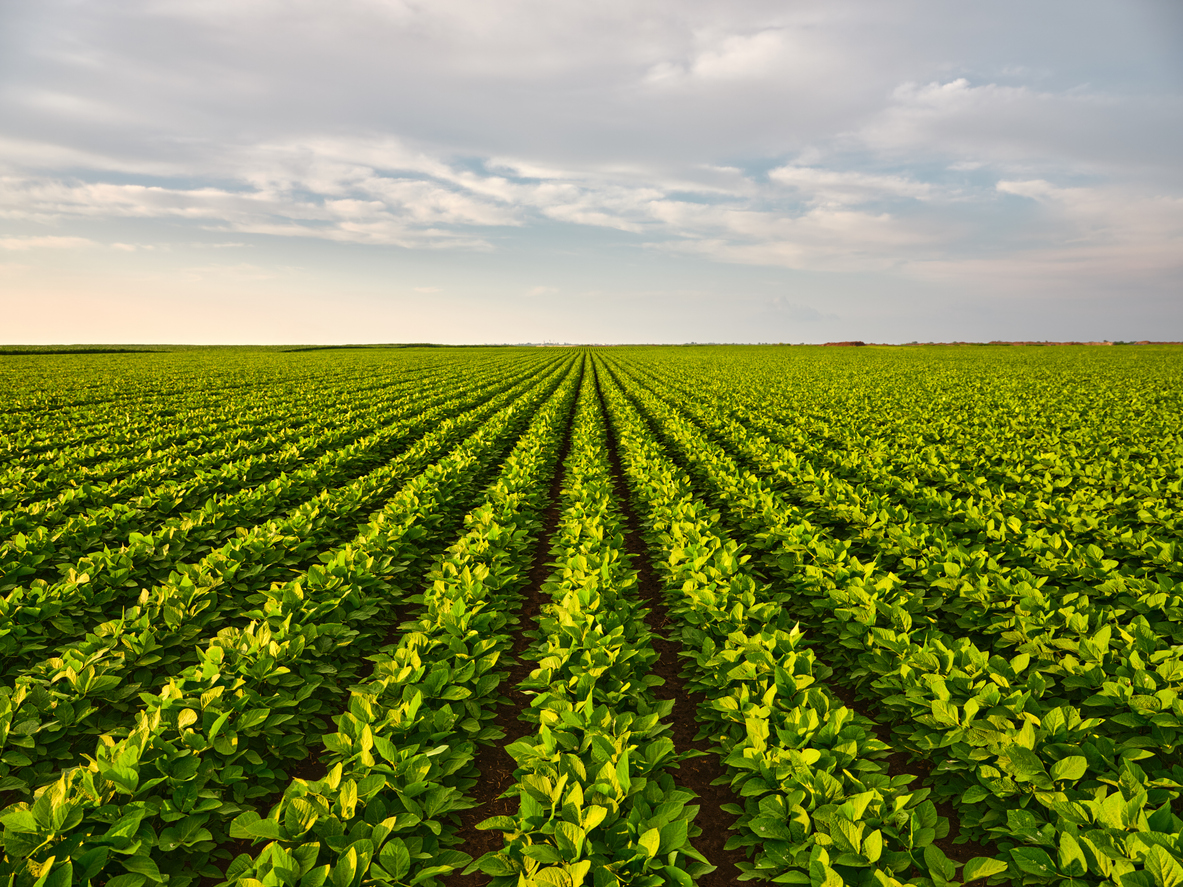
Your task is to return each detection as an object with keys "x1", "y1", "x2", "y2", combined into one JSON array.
[
  {"x1": 0, "y1": 0, "x2": 1179, "y2": 340},
  {"x1": 891, "y1": 179, "x2": 1183, "y2": 289},
  {"x1": 768, "y1": 166, "x2": 938, "y2": 206},
  {"x1": 859, "y1": 77, "x2": 1183, "y2": 179},
  {"x1": 646, "y1": 29, "x2": 789, "y2": 85},
  {"x1": 995, "y1": 179, "x2": 1183, "y2": 274},
  {"x1": 0, "y1": 153, "x2": 515, "y2": 249},
  {"x1": 3, "y1": 137, "x2": 1177, "y2": 286},
  {"x1": 0, "y1": 235, "x2": 95, "y2": 250}
]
